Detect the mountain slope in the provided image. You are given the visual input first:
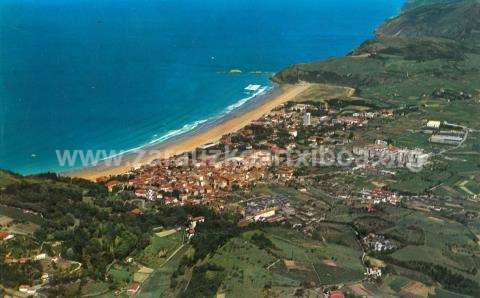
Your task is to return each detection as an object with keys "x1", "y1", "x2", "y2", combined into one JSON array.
[
  {"x1": 273, "y1": 0, "x2": 480, "y2": 99},
  {"x1": 376, "y1": 0, "x2": 480, "y2": 42}
]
